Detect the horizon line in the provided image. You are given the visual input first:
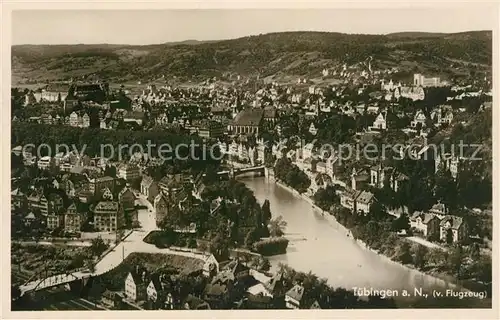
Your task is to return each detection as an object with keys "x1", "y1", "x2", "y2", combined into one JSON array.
[{"x1": 11, "y1": 29, "x2": 492, "y2": 47}]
